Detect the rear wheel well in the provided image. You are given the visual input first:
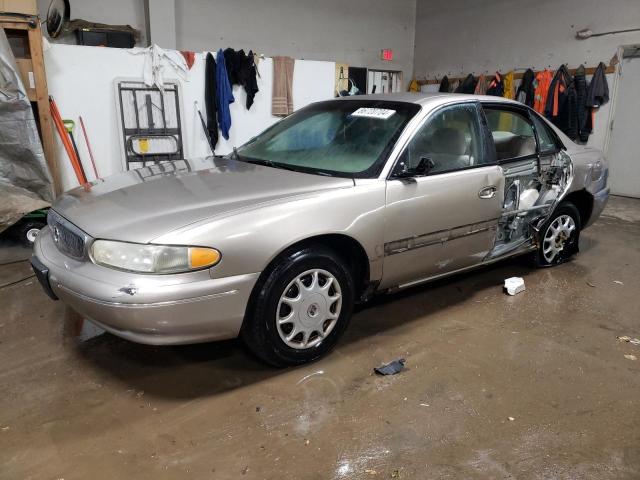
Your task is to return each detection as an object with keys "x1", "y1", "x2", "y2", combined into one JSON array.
[{"x1": 563, "y1": 190, "x2": 593, "y2": 226}]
